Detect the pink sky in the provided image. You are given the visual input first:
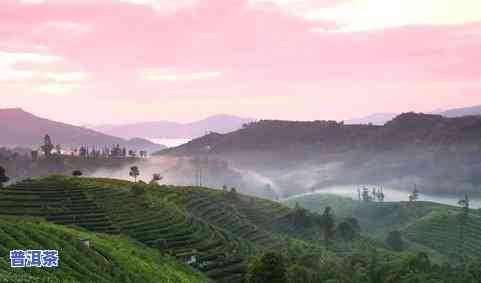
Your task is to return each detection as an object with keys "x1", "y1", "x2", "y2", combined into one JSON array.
[{"x1": 1, "y1": 0, "x2": 481, "y2": 125}]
